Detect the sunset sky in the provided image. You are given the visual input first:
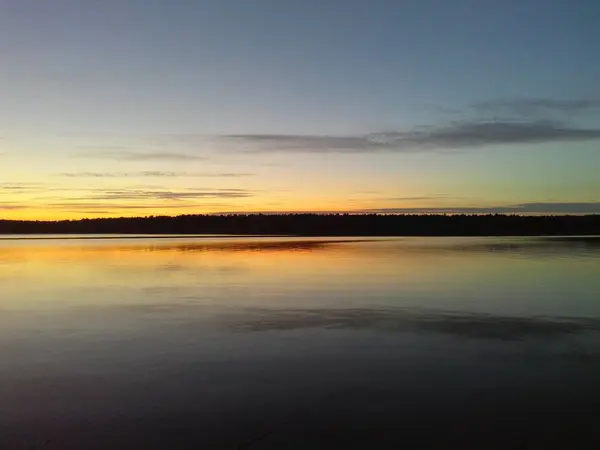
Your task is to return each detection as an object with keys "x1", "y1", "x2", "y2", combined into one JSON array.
[{"x1": 1, "y1": 0, "x2": 600, "y2": 220}]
